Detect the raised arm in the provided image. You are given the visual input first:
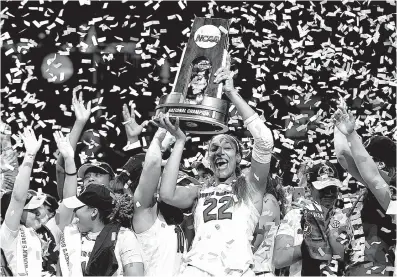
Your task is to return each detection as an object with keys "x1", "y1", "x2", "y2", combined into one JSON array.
[
  {"x1": 132, "y1": 128, "x2": 166, "y2": 232},
  {"x1": 122, "y1": 103, "x2": 148, "y2": 147},
  {"x1": 56, "y1": 91, "x2": 91, "y2": 199},
  {"x1": 54, "y1": 131, "x2": 78, "y2": 231},
  {"x1": 214, "y1": 55, "x2": 273, "y2": 193},
  {"x1": 4, "y1": 127, "x2": 42, "y2": 231},
  {"x1": 334, "y1": 127, "x2": 367, "y2": 185},
  {"x1": 334, "y1": 105, "x2": 390, "y2": 211},
  {"x1": 157, "y1": 114, "x2": 199, "y2": 209}
]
